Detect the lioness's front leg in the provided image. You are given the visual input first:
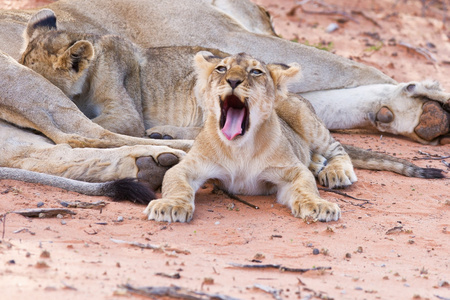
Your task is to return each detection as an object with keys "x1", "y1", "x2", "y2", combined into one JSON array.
[{"x1": 271, "y1": 164, "x2": 341, "y2": 222}]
